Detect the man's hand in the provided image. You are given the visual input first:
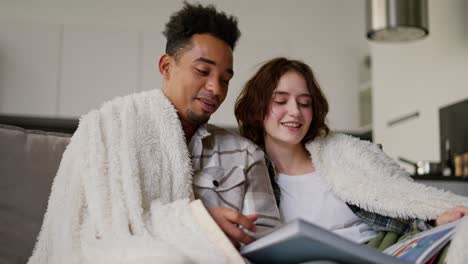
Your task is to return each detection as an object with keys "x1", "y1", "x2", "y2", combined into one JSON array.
[
  {"x1": 435, "y1": 206, "x2": 468, "y2": 226},
  {"x1": 207, "y1": 207, "x2": 258, "y2": 247}
]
